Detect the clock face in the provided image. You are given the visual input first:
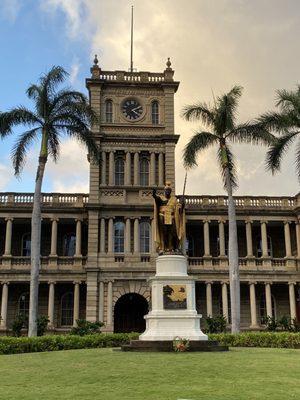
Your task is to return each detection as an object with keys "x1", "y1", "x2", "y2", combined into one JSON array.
[{"x1": 121, "y1": 98, "x2": 143, "y2": 120}]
